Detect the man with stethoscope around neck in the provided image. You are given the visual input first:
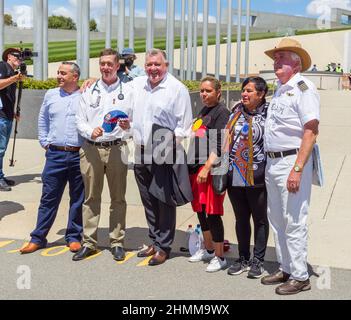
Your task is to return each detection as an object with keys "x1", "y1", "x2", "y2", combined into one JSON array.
[{"x1": 74, "y1": 48, "x2": 133, "y2": 262}]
